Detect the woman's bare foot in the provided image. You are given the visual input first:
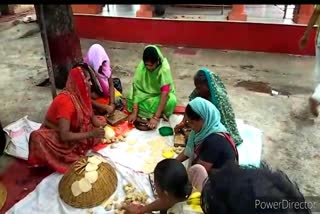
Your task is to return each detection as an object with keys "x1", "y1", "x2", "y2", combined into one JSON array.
[{"x1": 309, "y1": 97, "x2": 319, "y2": 117}]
